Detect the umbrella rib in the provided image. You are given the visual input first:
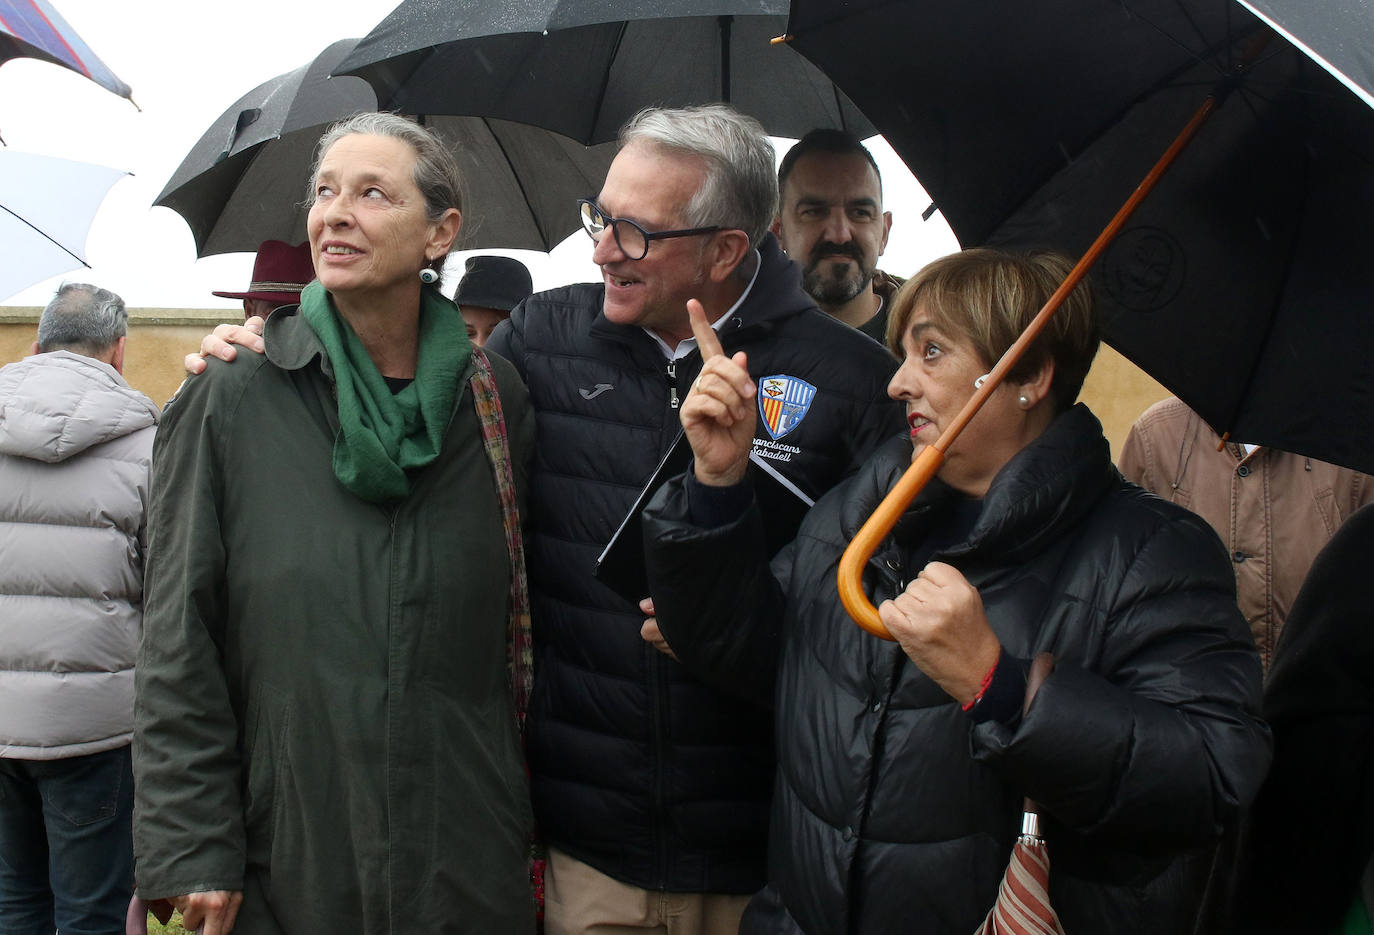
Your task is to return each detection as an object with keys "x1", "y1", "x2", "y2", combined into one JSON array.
[
  {"x1": 1127, "y1": 0, "x2": 1245, "y2": 83},
  {"x1": 585, "y1": 22, "x2": 628, "y2": 145},
  {"x1": 1164, "y1": 0, "x2": 1221, "y2": 72},
  {"x1": 783, "y1": 0, "x2": 908, "y2": 41},
  {"x1": 0, "y1": 203, "x2": 88, "y2": 267},
  {"x1": 823, "y1": 73, "x2": 852, "y2": 133},
  {"x1": 26, "y1": 4, "x2": 88, "y2": 78},
  {"x1": 719, "y1": 15, "x2": 732, "y2": 103},
  {"x1": 478, "y1": 120, "x2": 550, "y2": 251},
  {"x1": 958, "y1": 7, "x2": 1268, "y2": 241},
  {"x1": 1211, "y1": 86, "x2": 1319, "y2": 441},
  {"x1": 1220, "y1": 302, "x2": 1287, "y2": 444},
  {"x1": 1003, "y1": 22, "x2": 1269, "y2": 226}
]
